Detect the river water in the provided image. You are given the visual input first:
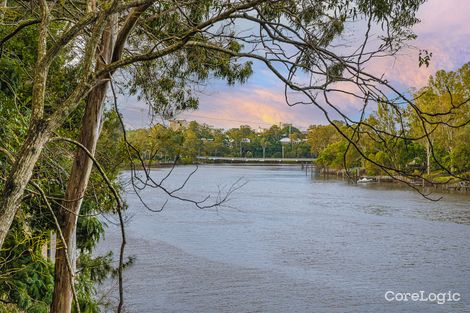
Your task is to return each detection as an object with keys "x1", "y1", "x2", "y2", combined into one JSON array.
[{"x1": 97, "y1": 165, "x2": 470, "y2": 313}]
